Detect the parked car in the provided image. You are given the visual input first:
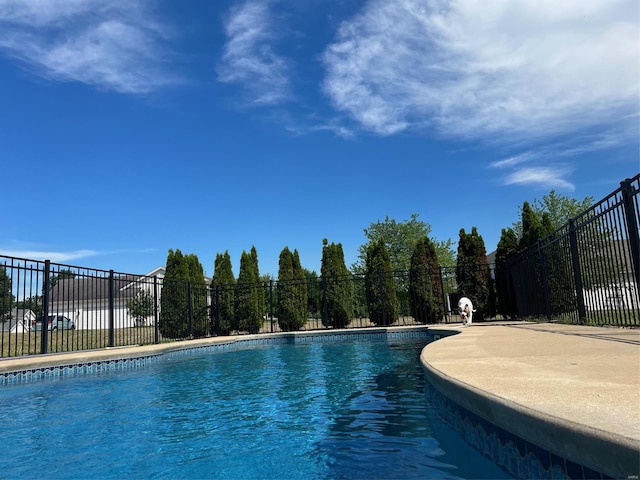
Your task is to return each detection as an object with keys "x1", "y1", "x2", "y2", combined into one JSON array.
[{"x1": 32, "y1": 315, "x2": 76, "y2": 331}]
